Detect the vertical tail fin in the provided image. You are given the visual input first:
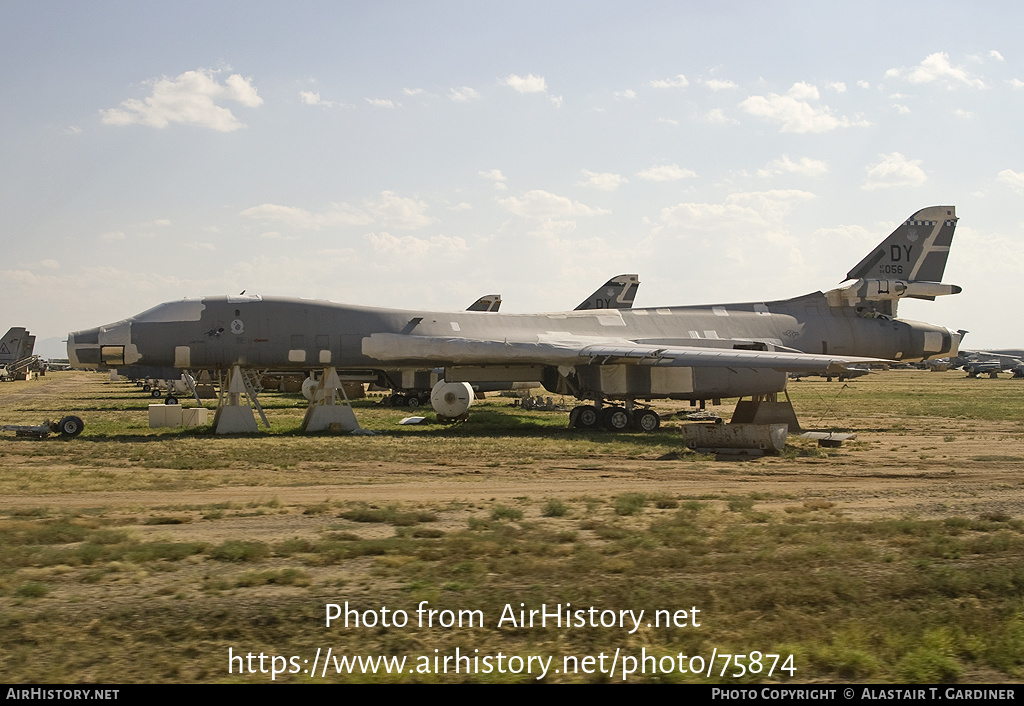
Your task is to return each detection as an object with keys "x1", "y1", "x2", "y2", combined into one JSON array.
[
  {"x1": 467, "y1": 295, "x2": 502, "y2": 312},
  {"x1": 575, "y1": 274, "x2": 640, "y2": 311},
  {"x1": 0, "y1": 327, "x2": 31, "y2": 364},
  {"x1": 830, "y1": 207, "x2": 961, "y2": 316},
  {"x1": 845, "y1": 206, "x2": 958, "y2": 284}
]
